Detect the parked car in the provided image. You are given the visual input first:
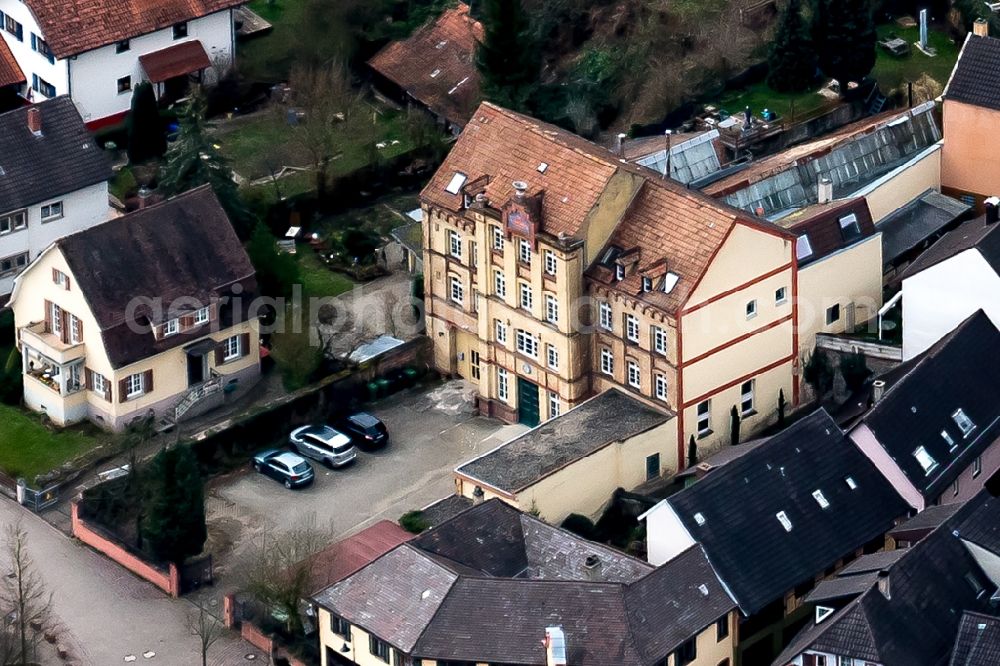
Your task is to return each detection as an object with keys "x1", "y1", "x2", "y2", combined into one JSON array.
[
  {"x1": 289, "y1": 425, "x2": 358, "y2": 468},
  {"x1": 339, "y1": 412, "x2": 389, "y2": 450},
  {"x1": 252, "y1": 449, "x2": 315, "y2": 489}
]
